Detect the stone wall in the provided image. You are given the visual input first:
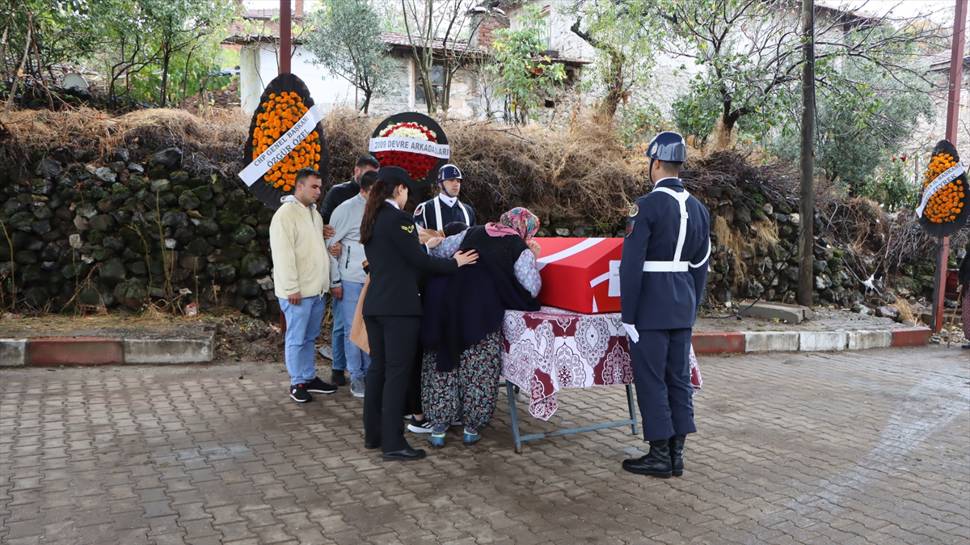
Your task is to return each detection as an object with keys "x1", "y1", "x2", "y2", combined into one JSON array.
[
  {"x1": 1, "y1": 147, "x2": 277, "y2": 317},
  {"x1": 0, "y1": 118, "x2": 952, "y2": 318}
]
